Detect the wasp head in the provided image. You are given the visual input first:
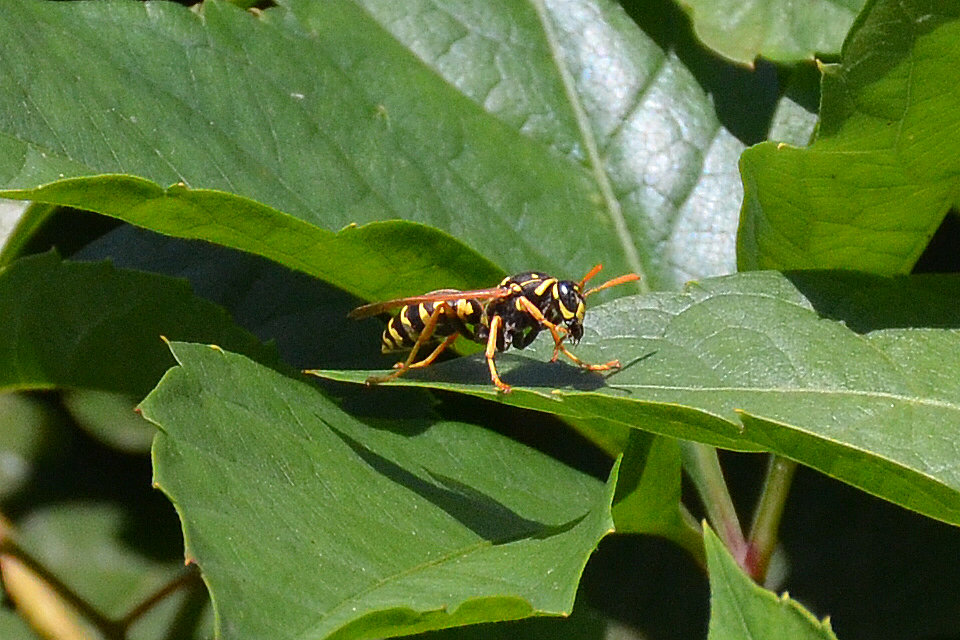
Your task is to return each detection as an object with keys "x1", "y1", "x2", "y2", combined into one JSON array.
[{"x1": 554, "y1": 280, "x2": 586, "y2": 344}]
